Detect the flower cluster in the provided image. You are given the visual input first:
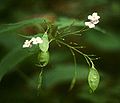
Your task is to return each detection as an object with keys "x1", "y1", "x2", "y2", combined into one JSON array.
[
  {"x1": 85, "y1": 12, "x2": 100, "y2": 28},
  {"x1": 23, "y1": 37, "x2": 43, "y2": 48}
]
